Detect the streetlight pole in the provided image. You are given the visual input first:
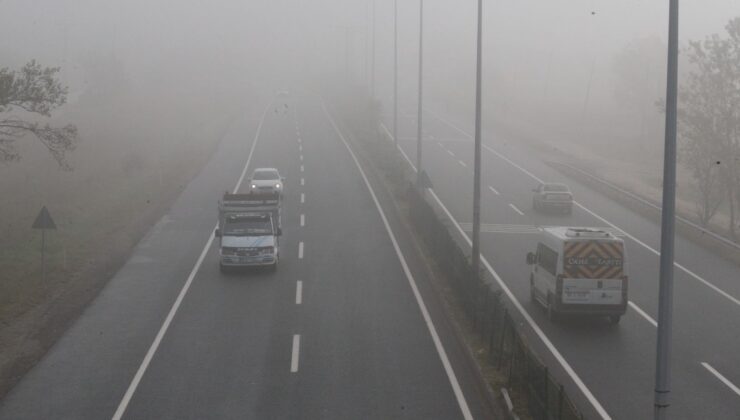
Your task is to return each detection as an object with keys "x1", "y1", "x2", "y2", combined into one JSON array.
[
  {"x1": 393, "y1": 0, "x2": 398, "y2": 147},
  {"x1": 654, "y1": 0, "x2": 679, "y2": 418},
  {"x1": 370, "y1": 0, "x2": 376, "y2": 99},
  {"x1": 471, "y1": 0, "x2": 483, "y2": 281},
  {"x1": 416, "y1": 0, "x2": 424, "y2": 183}
]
